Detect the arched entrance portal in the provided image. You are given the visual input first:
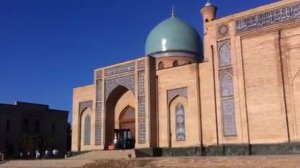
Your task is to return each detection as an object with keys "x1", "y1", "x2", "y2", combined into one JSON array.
[
  {"x1": 105, "y1": 85, "x2": 135, "y2": 149},
  {"x1": 119, "y1": 106, "x2": 135, "y2": 143}
]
